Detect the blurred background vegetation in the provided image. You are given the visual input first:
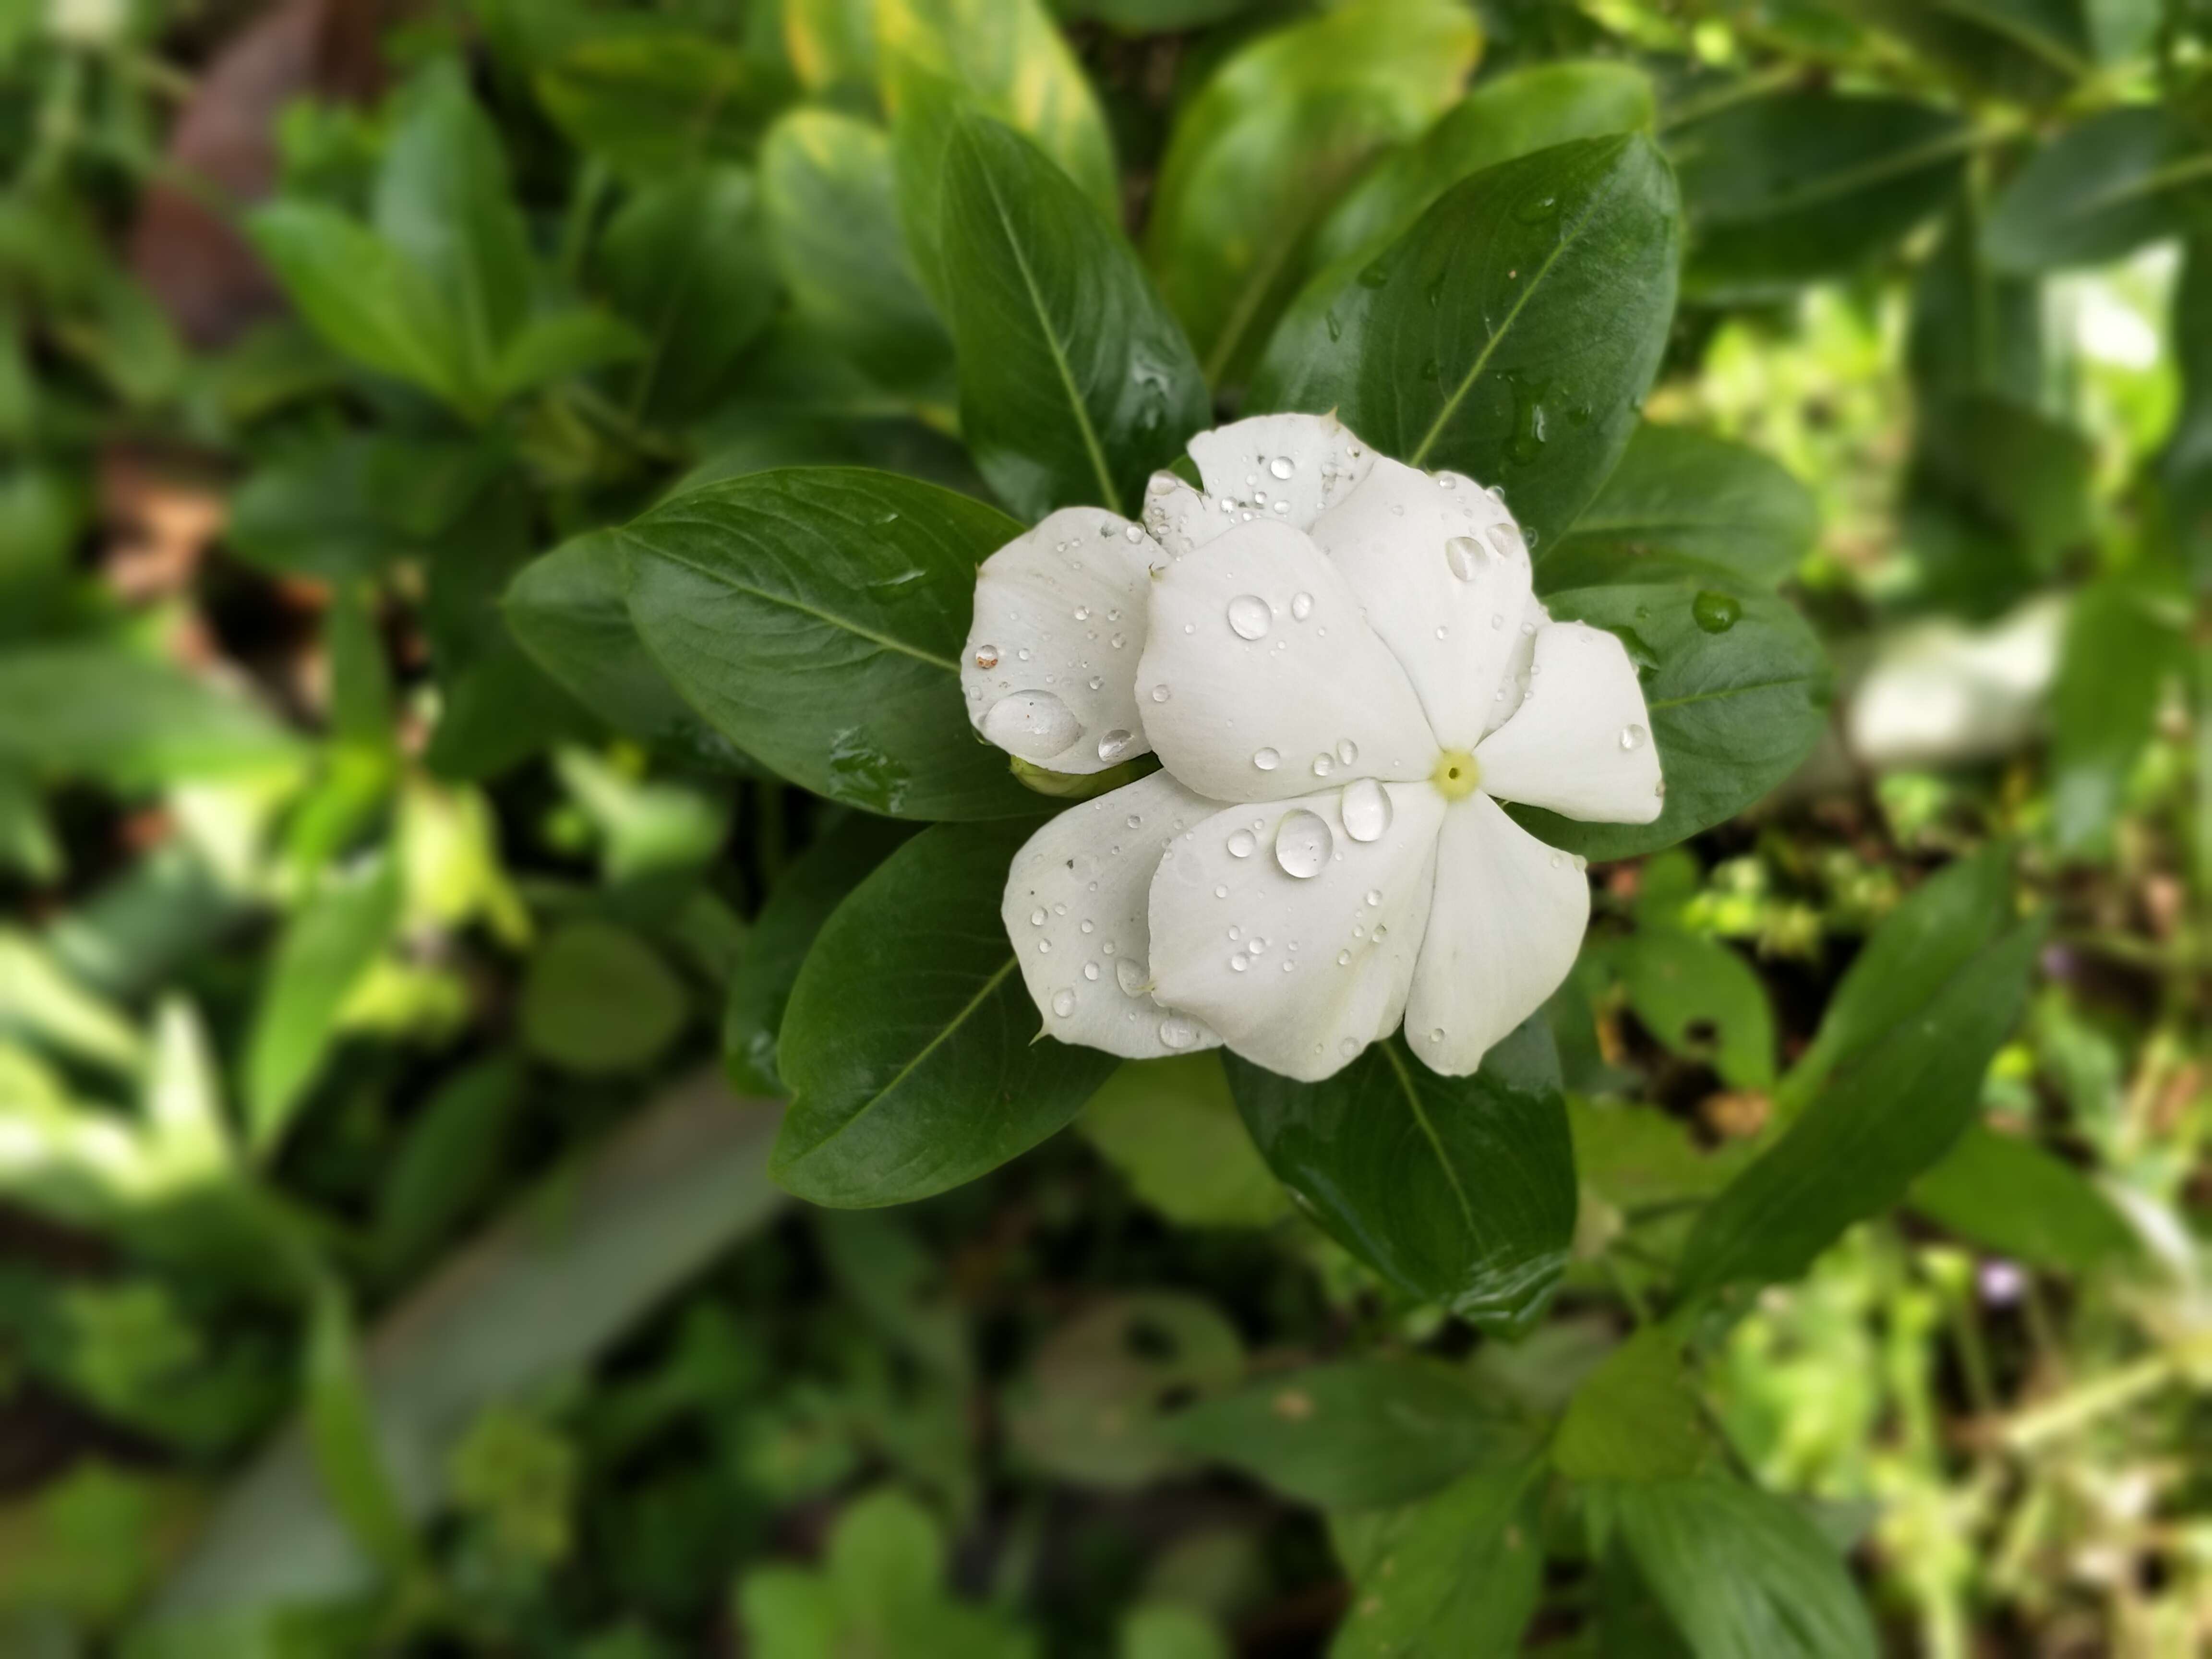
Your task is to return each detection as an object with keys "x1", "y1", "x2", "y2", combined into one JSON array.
[{"x1": 0, "y1": 0, "x2": 2208, "y2": 1654}]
